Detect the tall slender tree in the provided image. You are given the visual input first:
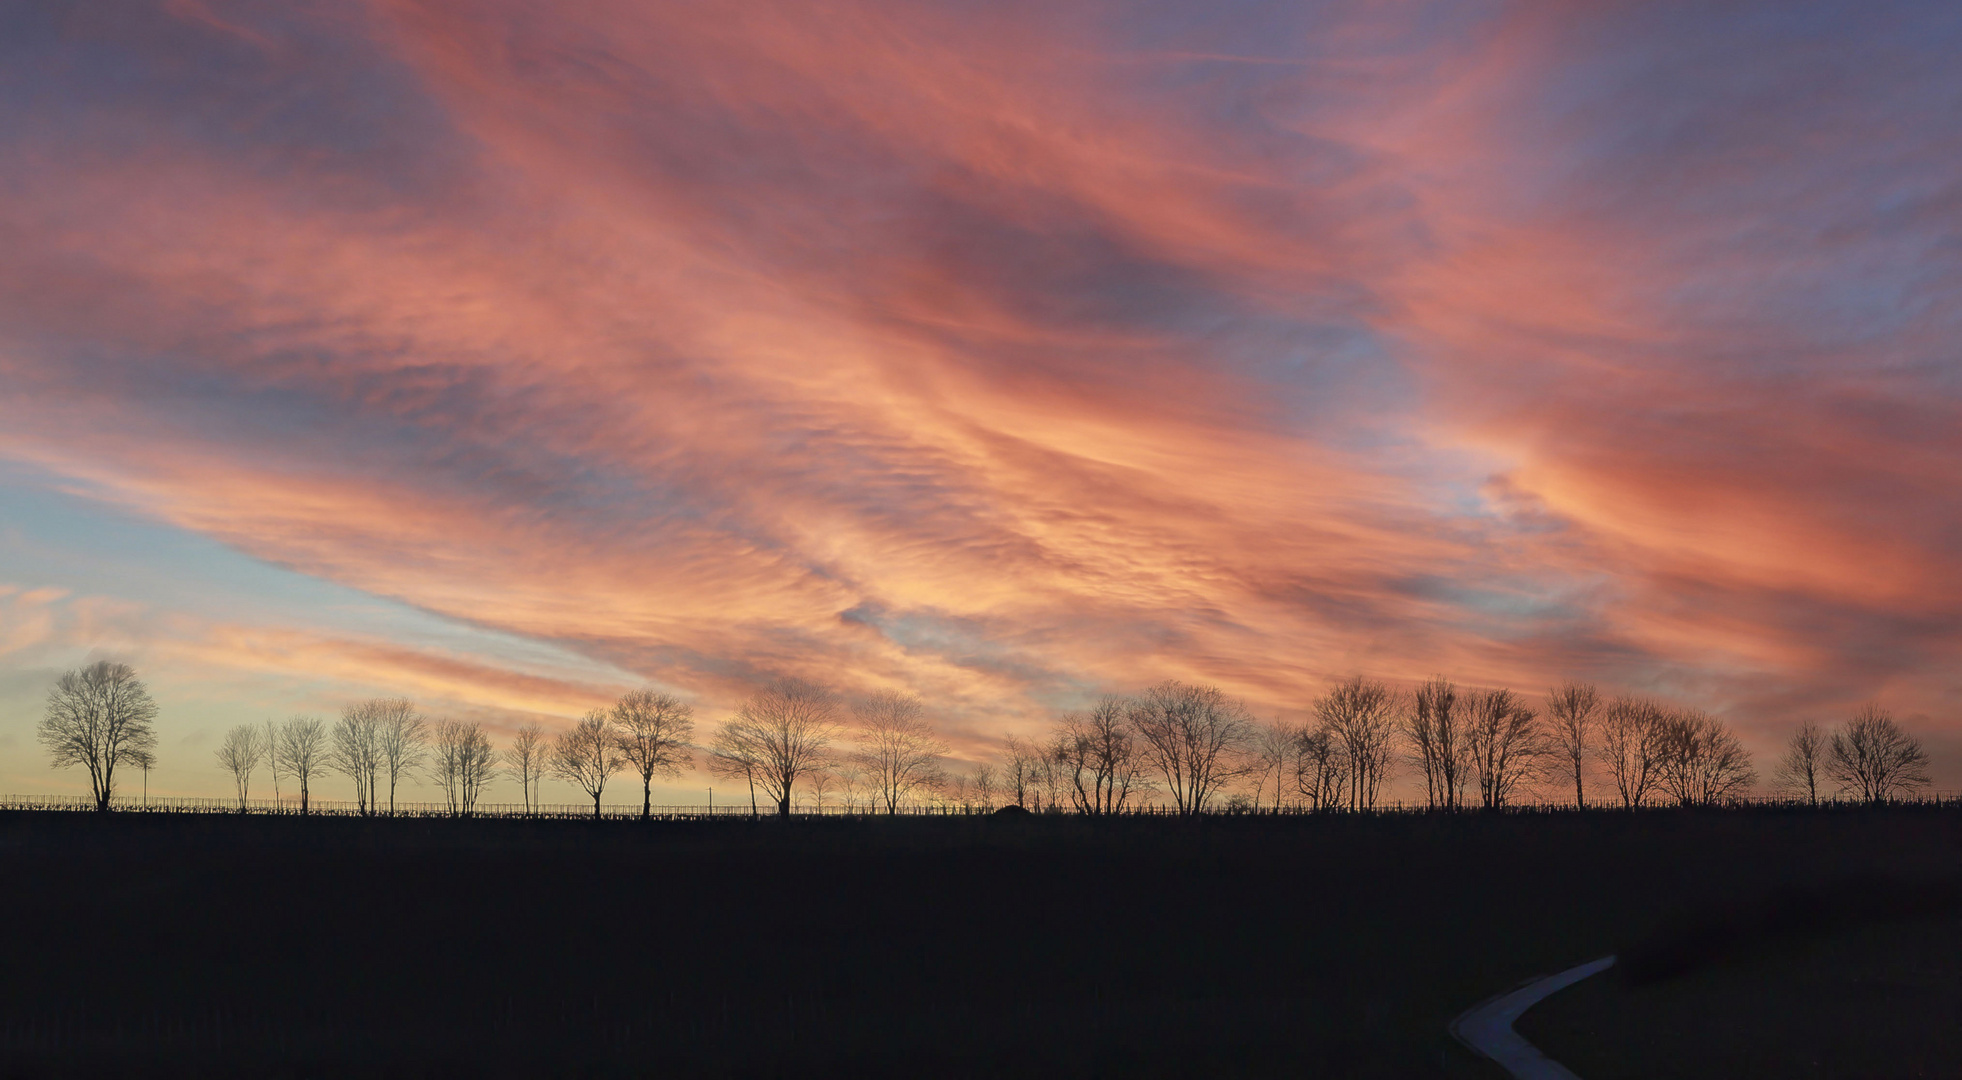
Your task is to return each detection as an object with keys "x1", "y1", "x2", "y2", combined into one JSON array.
[
  {"x1": 1545, "y1": 682, "x2": 1601, "y2": 809},
  {"x1": 852, "y1": 690, "x2": 946, "y2": 814},
  {"x1": 1403, "y1": 677, "x2": 1469, "y2": 811},
  {"x1": 329, "y1": 703, "x2": 385, "y2": 815},
  {"x1": 1314, "y1": 677, "x2": 1397, "y2": 810},
  {"x1": 277, "y1": 716, "x2": 327, "y2": 815},
  {"x1": 373, "y1": 699, "x2": 427, "y2": 815},
  {"x1": 215, "y1": 724, "x2": 266, "y2": 810},
  {"x1": 1775, "y1": 720, "x2": 1826, "y2": 805},
  {"x1": 1597, "y1": 696, "x2": 1664, "y2": 809},
  {"x1": 265, "y1": 717, "x2": 282, "y2": 808},
  {"x1": 429, "y1": 718, "x2": 498, "y2": 816},
  {"x1": 503, "y1": 721, "x2": 550, "y2": 815},
  {"x1": 1465, "y1": 688, "x2": 1546, "y2": 810}
]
